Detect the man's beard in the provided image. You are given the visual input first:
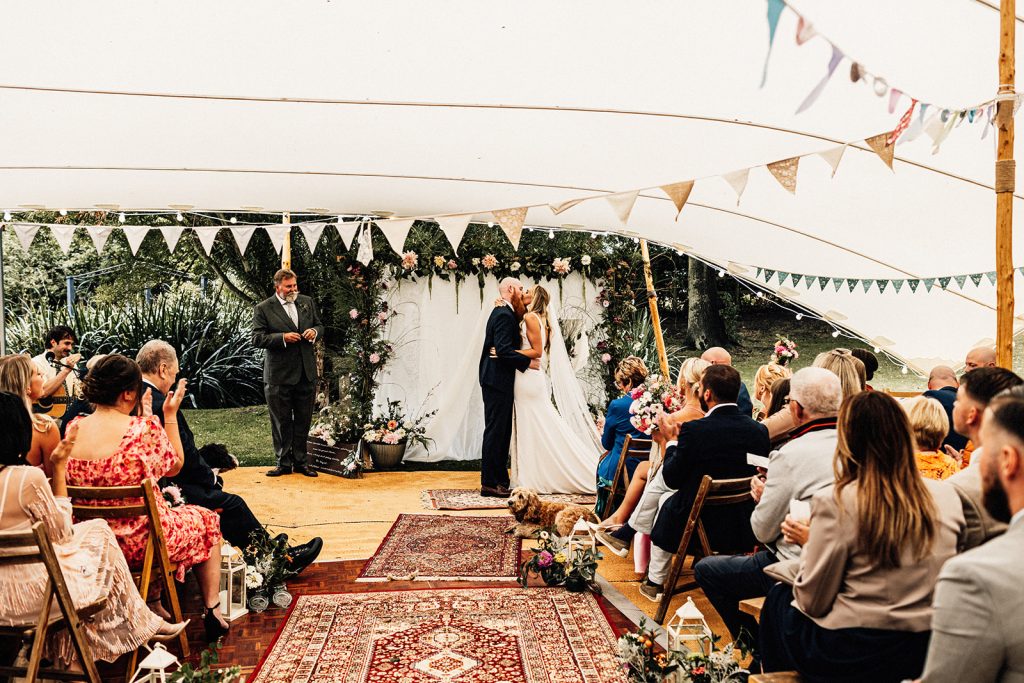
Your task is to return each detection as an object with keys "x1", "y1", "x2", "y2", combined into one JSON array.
[
  {"x1": 511, "y1": 296, "x2": 527, "y2": 321},
  {"x1": 983, "y1": 471, "x2": 1013, "y2": 523},
  {"x1": 284, "y1": 291, "x2": 299, "y2": 304},
  {"x1": 698, "y1": 394, "x2": 709, "y2": 413}
]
